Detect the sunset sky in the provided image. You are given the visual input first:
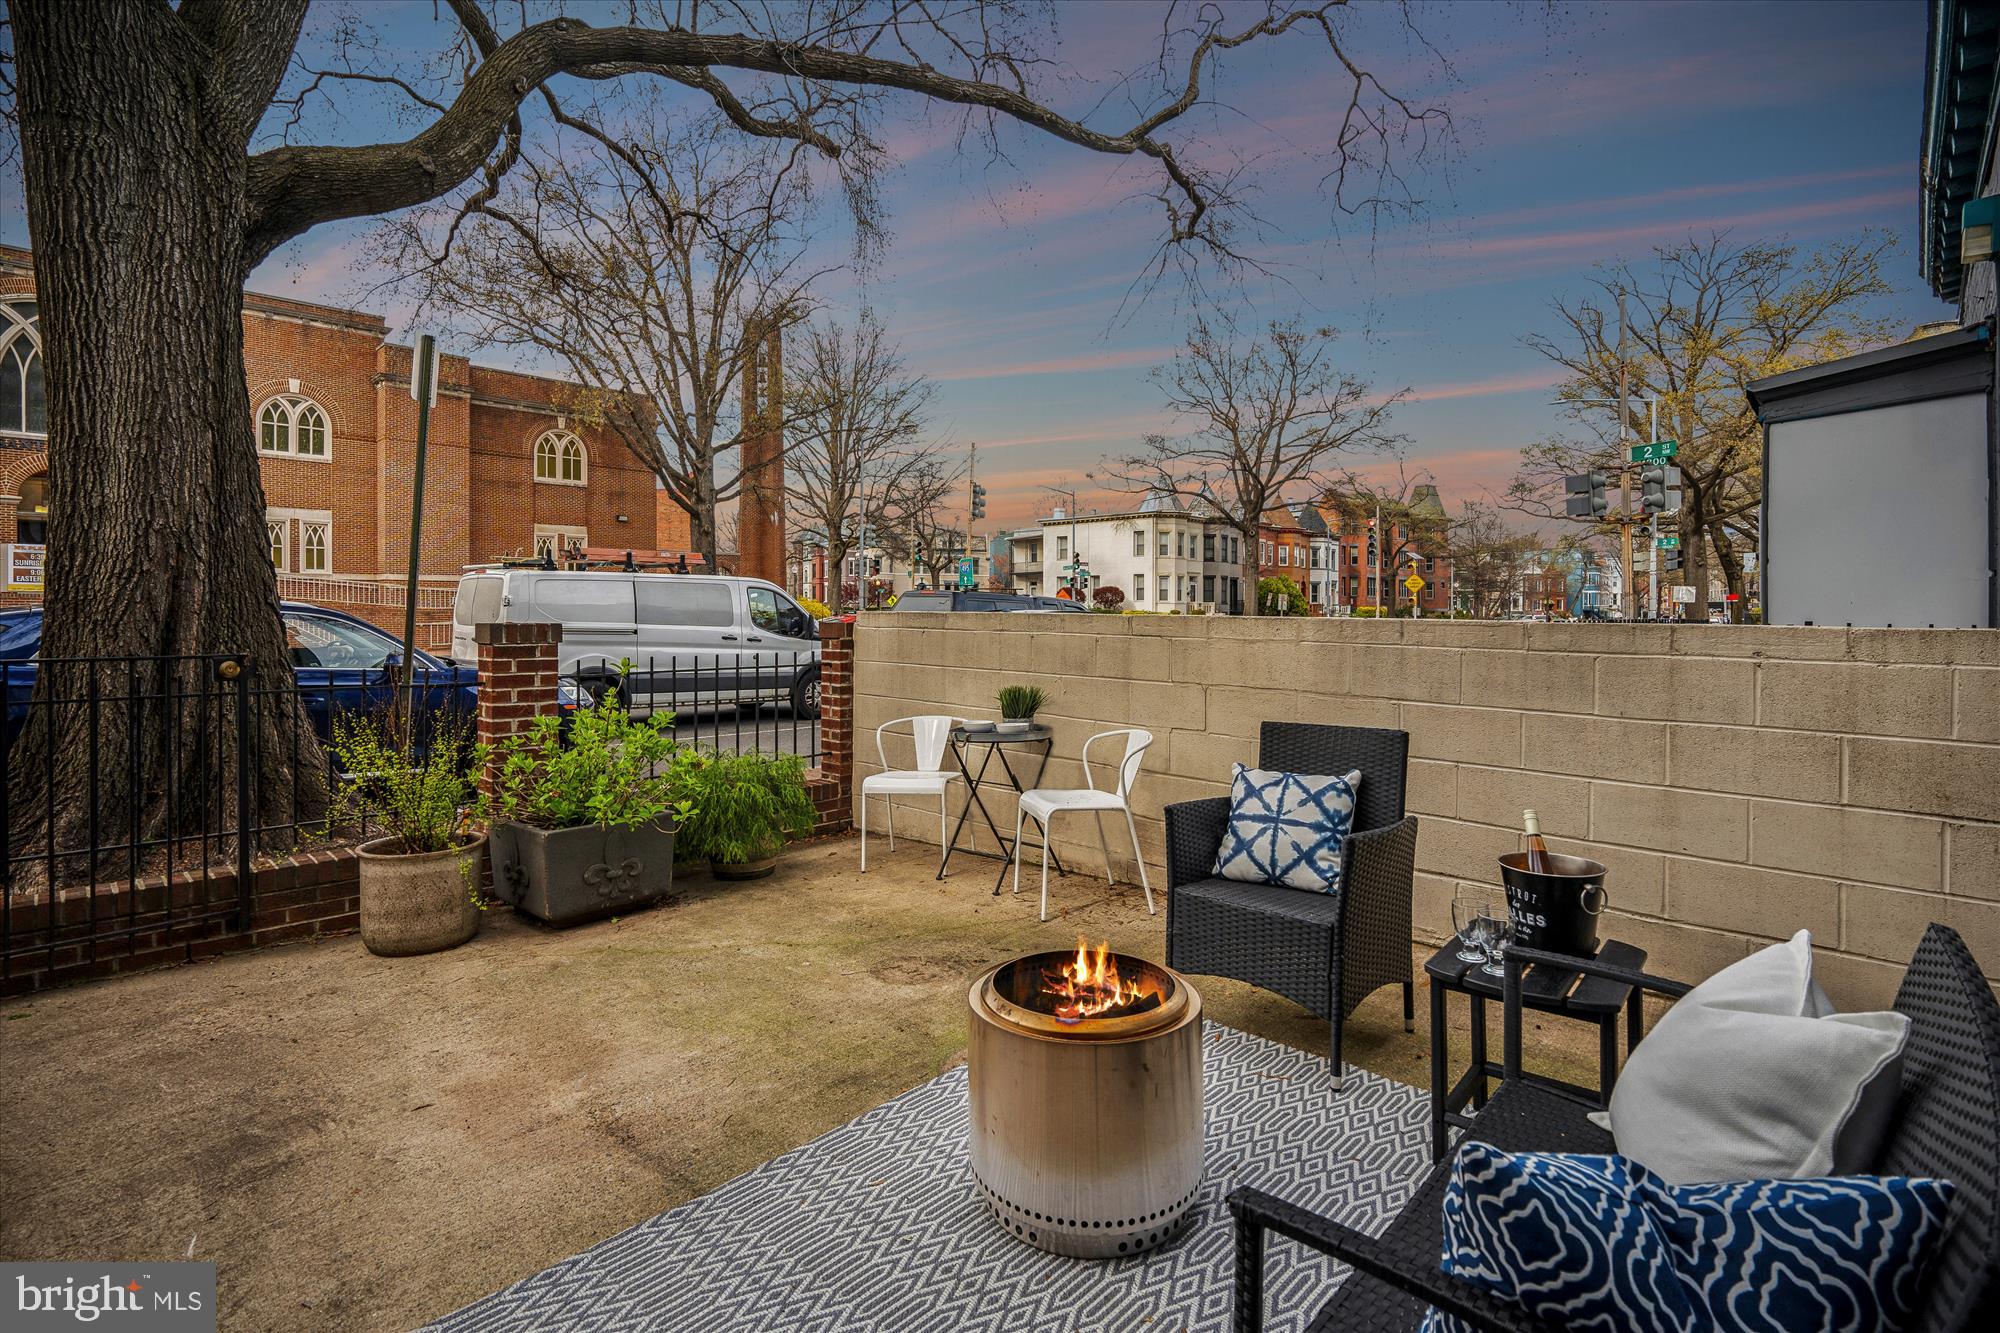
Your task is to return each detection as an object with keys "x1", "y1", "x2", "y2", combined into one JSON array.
[{"x1": 3, "y1": 0, "x2": 1949, "y2": 531}]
